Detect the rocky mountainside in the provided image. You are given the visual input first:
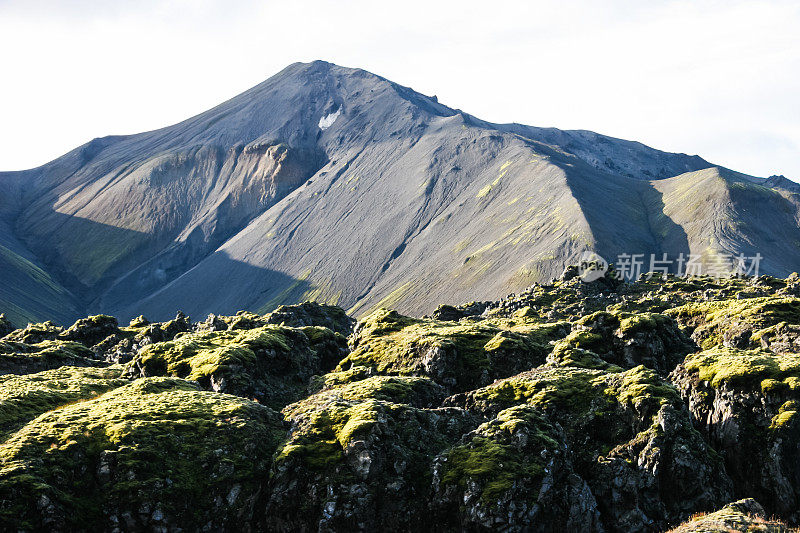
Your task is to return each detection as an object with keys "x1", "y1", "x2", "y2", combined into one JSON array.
[
  {"x1": 2, "y1": 61, "x2": 799, "y2": 327},
  {"x1": 1, "y1": 272, "x2": 800, "y2": 531}
]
